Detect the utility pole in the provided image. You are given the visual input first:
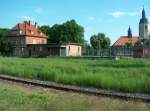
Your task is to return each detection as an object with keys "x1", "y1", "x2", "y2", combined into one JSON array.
[{"x1": 98, "y1": 40, "x2": 101, "y2": 56}]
